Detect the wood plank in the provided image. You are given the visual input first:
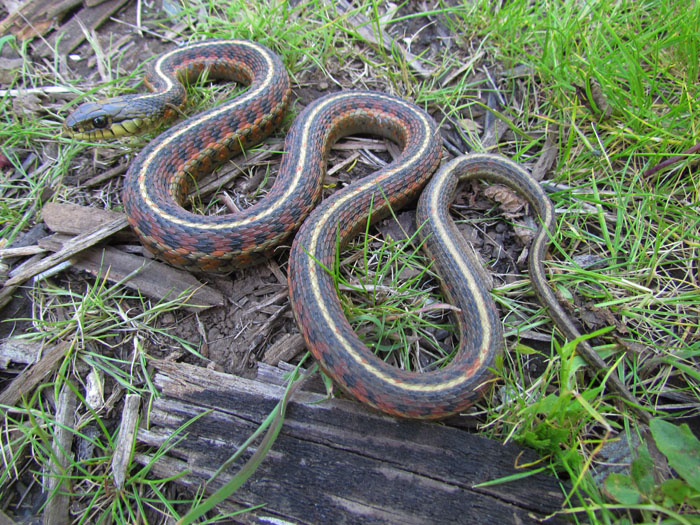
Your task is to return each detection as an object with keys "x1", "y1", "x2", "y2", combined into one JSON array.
[{"x1": 135, "y1": 360, "x2": 566, "y2": 523}]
